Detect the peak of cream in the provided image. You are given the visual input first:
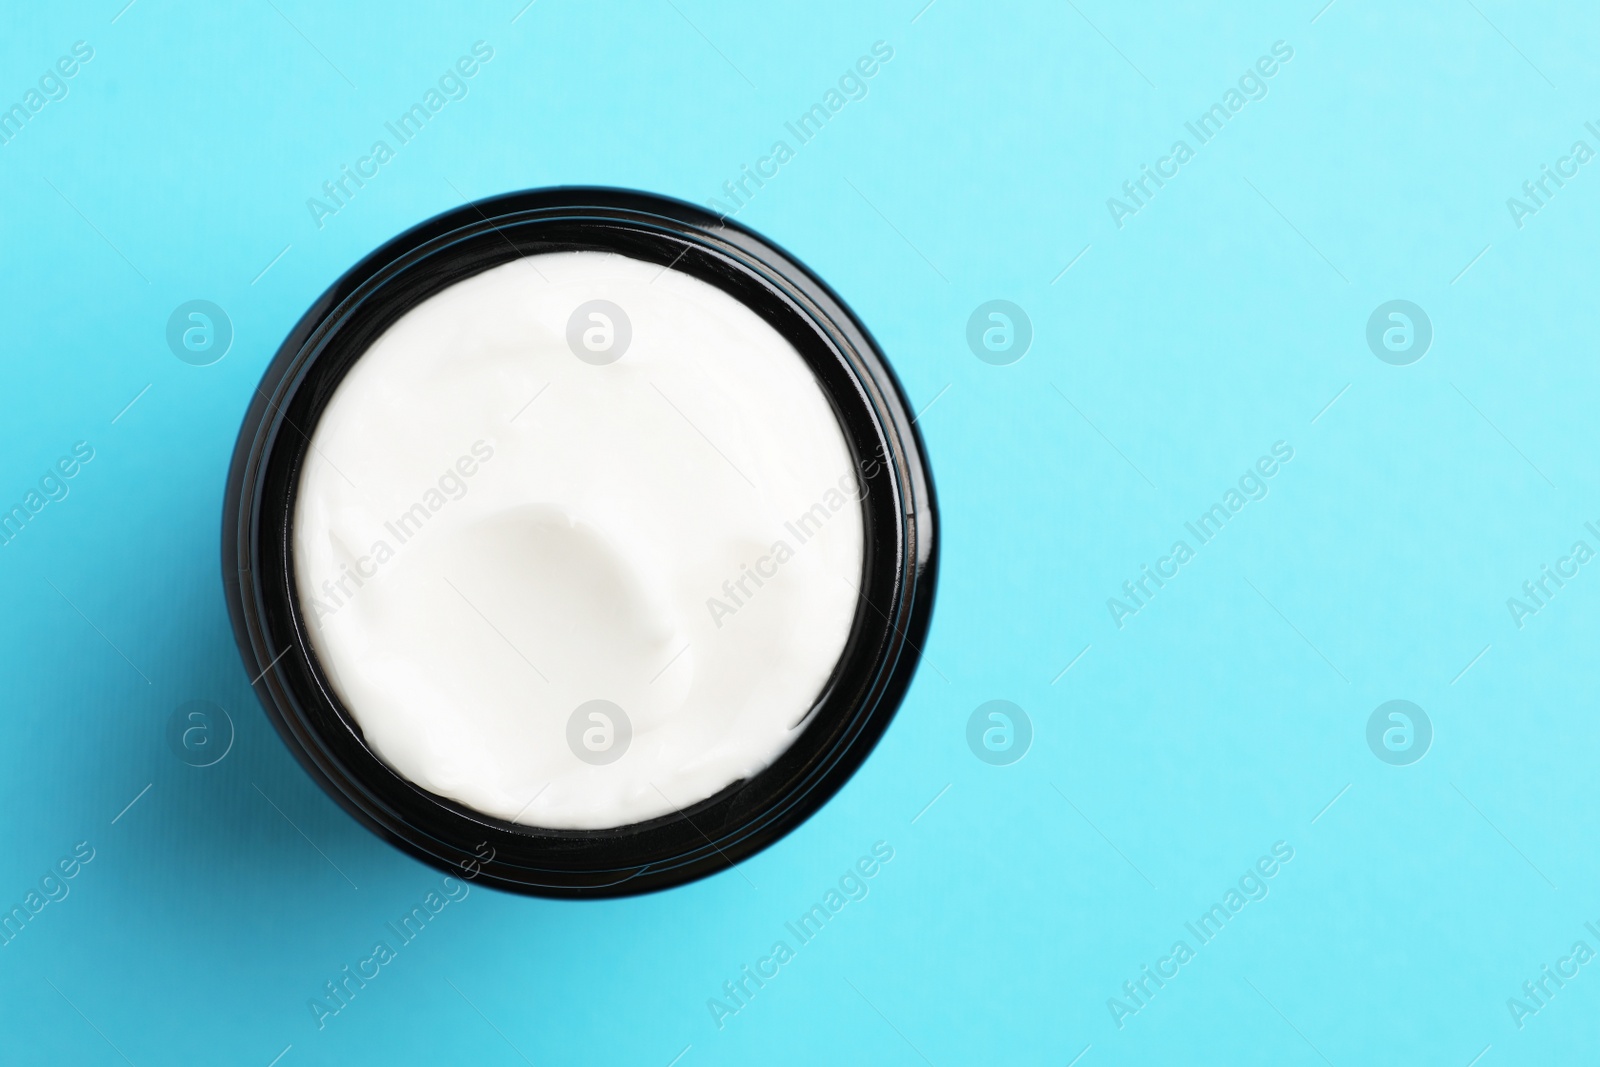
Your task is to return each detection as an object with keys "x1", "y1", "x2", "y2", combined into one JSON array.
[{"x1": 293, "y1": 251, "x2": 864, "y2": 829}]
